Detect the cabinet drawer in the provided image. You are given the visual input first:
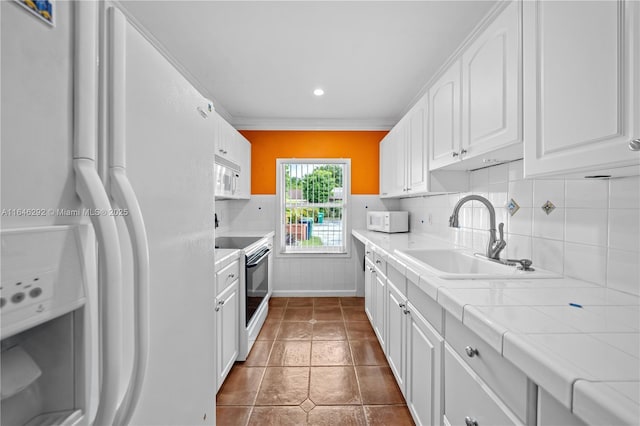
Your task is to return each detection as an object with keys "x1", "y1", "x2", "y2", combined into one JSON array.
[
  {"x1": 386, "y1": 263, "x2": 407, "y2": 296},
  {"x1": 216, "y1": 258, "x2": 240, "y2": 296},
  {"x1": 407, "y1": 280, "x2": 443, "y2": 334},
  {"x1": 444, "y1": 344, "x2": 521, "y2": 426},
  {"x1": 365, "y1": 245, "x2": 375, "y2": 262},
  {"x1": 445, "y1": 312, "x2": 528, "y2": 422},
  {"x1": 372, "y1": 251, "x2": 387, "y2": 277}
]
